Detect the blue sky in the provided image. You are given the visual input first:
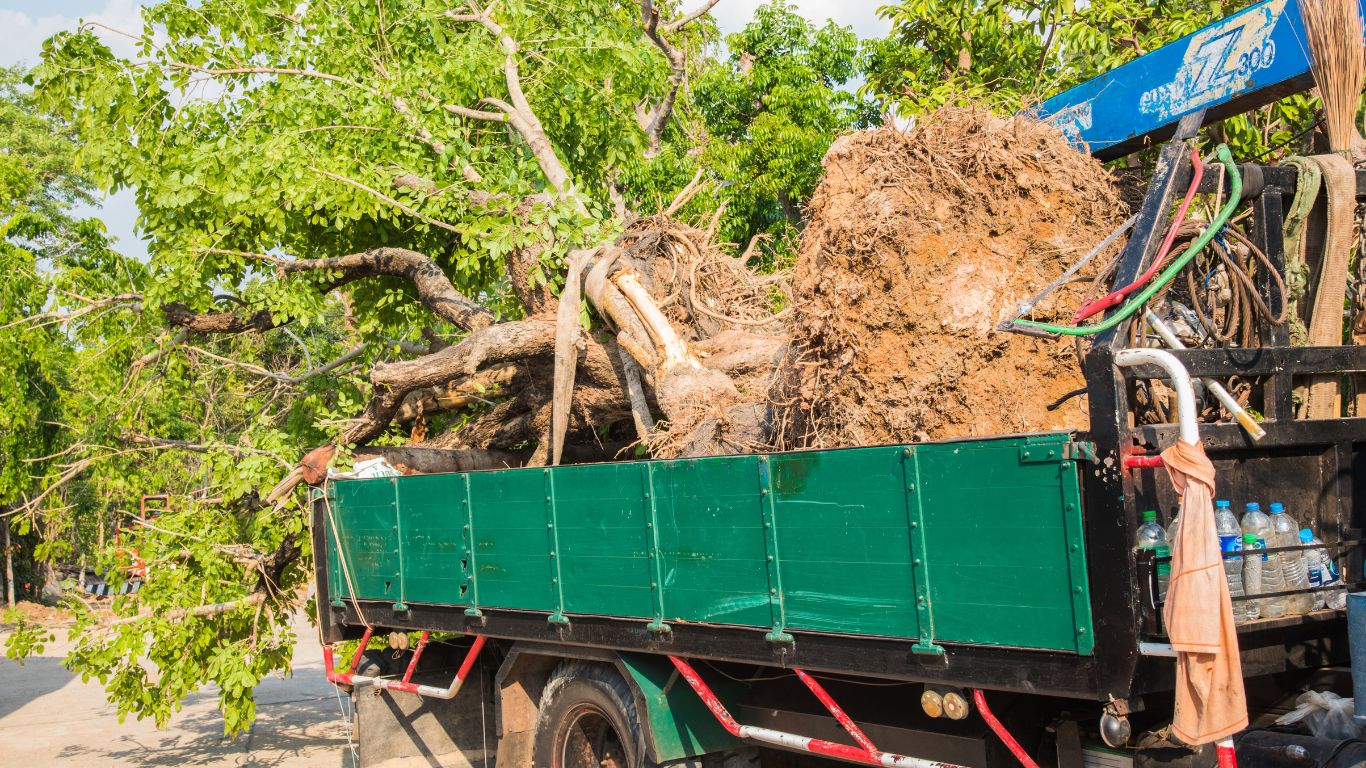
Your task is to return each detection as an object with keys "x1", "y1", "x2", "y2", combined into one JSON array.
[{"x1": 2, "y1": 1, "x2": 889, "y2": 261}]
